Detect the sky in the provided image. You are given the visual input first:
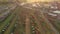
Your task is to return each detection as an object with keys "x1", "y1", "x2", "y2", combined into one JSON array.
[{"x1": 26, "y1": 0, "x2": 58, "y2": 3}]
